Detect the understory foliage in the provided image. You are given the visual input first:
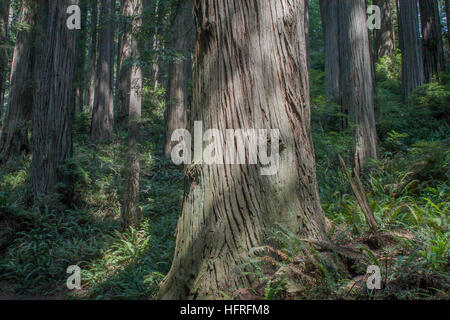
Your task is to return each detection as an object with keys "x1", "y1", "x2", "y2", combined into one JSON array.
[
  {"x1": 0, "y1": 86, "x2": 183, "y2": 299},
  {"x1": 0, "y1": 39, "x2": 449, "y2": 301}
]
